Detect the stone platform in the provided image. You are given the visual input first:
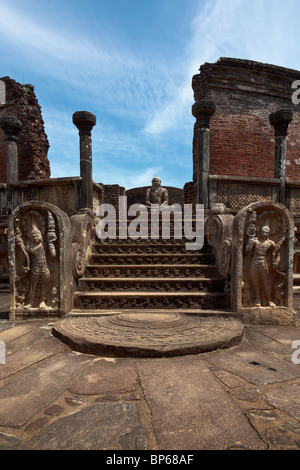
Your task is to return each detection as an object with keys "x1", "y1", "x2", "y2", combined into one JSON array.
[
  {"x1": 1, "y1": 286, "x2": 300, "y2": 450},
  {"x1": 52, "y1": 311, "x2": 244, "y2": 357}
]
